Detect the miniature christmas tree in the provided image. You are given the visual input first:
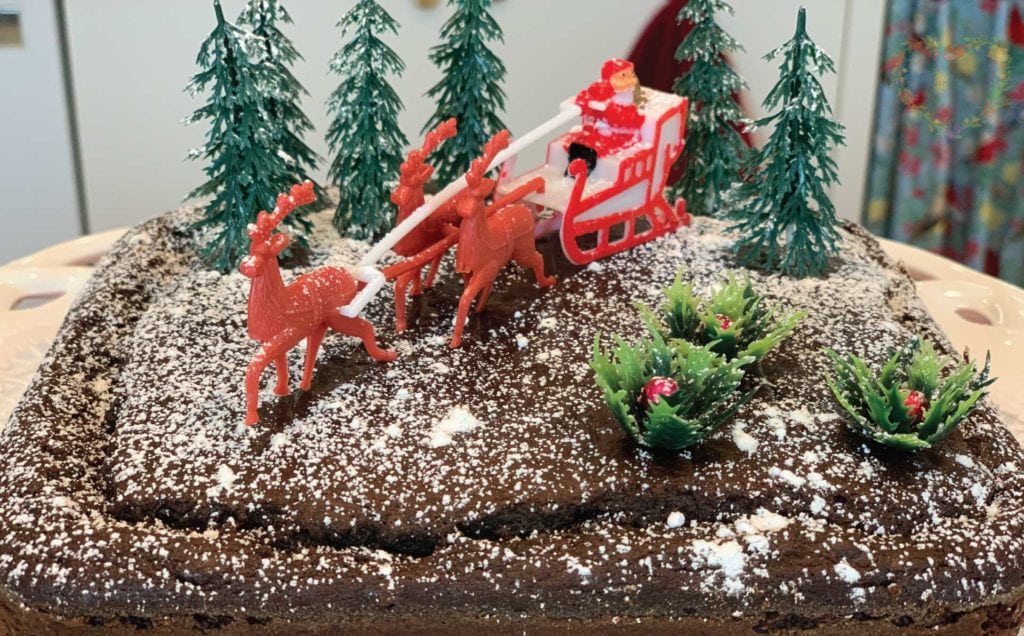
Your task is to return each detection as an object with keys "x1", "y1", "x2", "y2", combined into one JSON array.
[
  {"x1": 423, "y1": 0, "x2": 508, "y2": 185},
  {"x1": 728, "y1": 8, "x2": 846, "y2": 278},
  {"x1": 326, "y1": 0, "x2": 409, "y2": 240},
  {"x1": 186, "y1": 0, "x2": 300, "y2": 272},
  {"x1": 237, "y1": 0, "x2": 325, "y2": 205},
  {"x1": 667, "y1": 0, "x2": 749, "y2": 216}
]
